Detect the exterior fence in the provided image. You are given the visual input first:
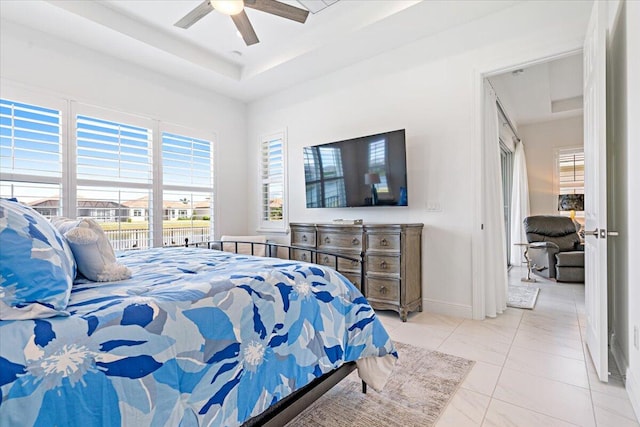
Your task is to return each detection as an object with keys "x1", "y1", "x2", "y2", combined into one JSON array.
[{"x1": 103, "y1": 226, "x2": 211, "y2": 251}]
